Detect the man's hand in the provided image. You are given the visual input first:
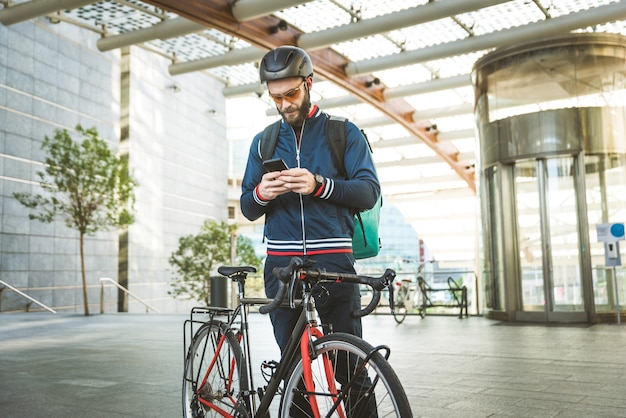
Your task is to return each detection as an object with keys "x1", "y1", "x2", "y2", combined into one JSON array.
[{"x1": 258, "y1": 168, "x2": 316, "y2": 200}]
